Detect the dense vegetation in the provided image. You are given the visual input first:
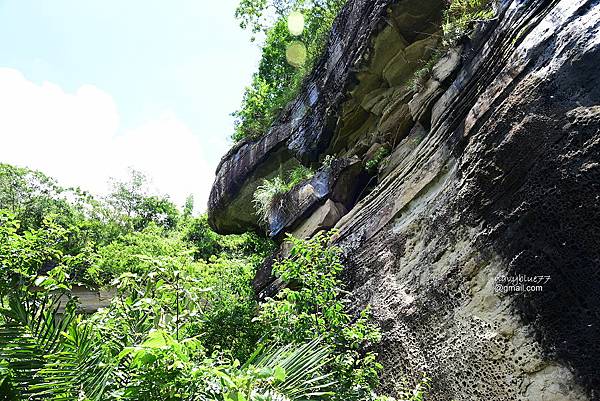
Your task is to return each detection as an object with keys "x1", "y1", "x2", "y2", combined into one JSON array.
[
  {"x1": 232, "y1": 0, "x2": 346, "y2": 142},
  {"x1": 0, "y1": 163, "x2": 428, "y2": 400}
]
